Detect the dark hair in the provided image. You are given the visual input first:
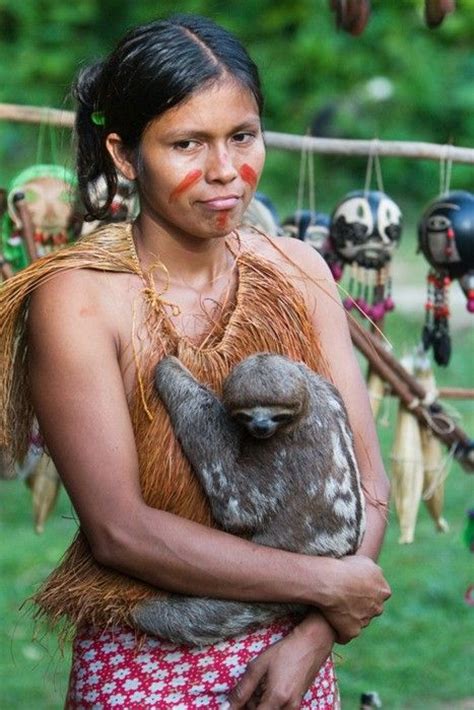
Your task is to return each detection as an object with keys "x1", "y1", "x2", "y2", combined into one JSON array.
[{"x1": 74, "y1": 14, "x2": 264, "y2": 220}]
